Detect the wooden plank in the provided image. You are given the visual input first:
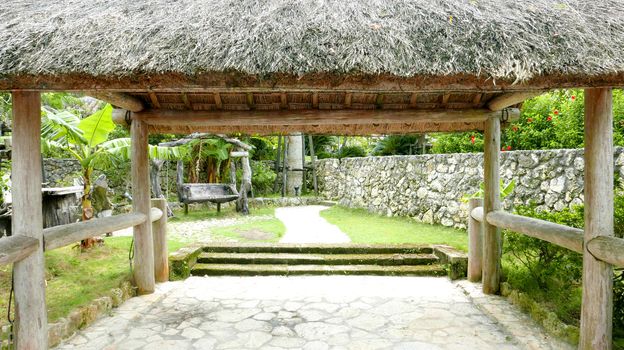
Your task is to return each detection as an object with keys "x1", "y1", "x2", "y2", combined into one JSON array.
[
  {"x1": 487, "y1": 92, "x2": 543, "y2": 111},
  {"x1": 43, "y1": 213, "x2": 146, "y2": 250},
  {"x1": 214, "y1": 92, "x2": 223, "y2": 109},
  {"x1": 280, "y1": 93, "x2": 288, "y2": 109},
  {"x1": 442, "y1": 93, "x2": 451, "y2": 105},
  {"x1": 230, "y1": 151, "x2": 249, "y2": 158},
  {"x1": 468, "y1": 198, "x2": 483, "y2": 282},
  {"x1": 87, "y1": 92, "x2": 145, "y2": 112},
  {"x1": 0, "y1": 236, "x2": 39, "y2": 266},
  {"x1": 11, "y1": 91, "x2": 48, "y2": 349},
  {"x1": 587, "y1": 236, "x2": 624, "y2": 267},
  {"x1": 181, "y1": 93, "x2": 192, "y2": 109},
  {"x1": 133, "y1": 108, "x2": 516, "y2": 128},
  {"x1": 246, "y1": 93, "x2": 255, "y2": 110},
  {"x1": 131, "y1": 119, "x2": 155, "y2": 294},
  {"x1": 148, "y1": 91, "x2": 161, "y2": 109},
  {"x1": 482, "y1": 116, "x2": 501, "y2": 295},
  {"x1": 486, "y1": 211, "x2": 583, "y2": 253},
  {"x1": 580, "y1": 88, "x2": 613, "y2": 350},
  {"x1": 151, "y1": 199, "x2": 168, "y2": 283},
  {"x1": 344, "y1": 93, "x2": 352, "y2": 108},
  {"x1": 410, "y1": 93, "x2": 419, "y2": 108}
]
